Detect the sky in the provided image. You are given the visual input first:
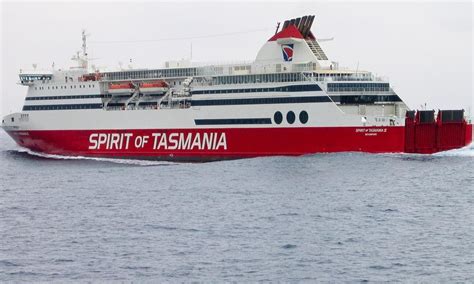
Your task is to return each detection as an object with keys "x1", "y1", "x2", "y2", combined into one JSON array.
[{"x1": 1, "y1": 1, "x2": 473, "y2": 117}]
